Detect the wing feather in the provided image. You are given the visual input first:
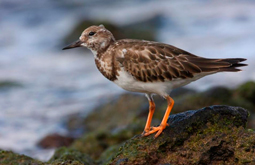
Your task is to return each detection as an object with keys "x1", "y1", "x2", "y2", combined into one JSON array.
[{"x1": 115, "y1": 40, "x2": 246, "y2": 82}]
